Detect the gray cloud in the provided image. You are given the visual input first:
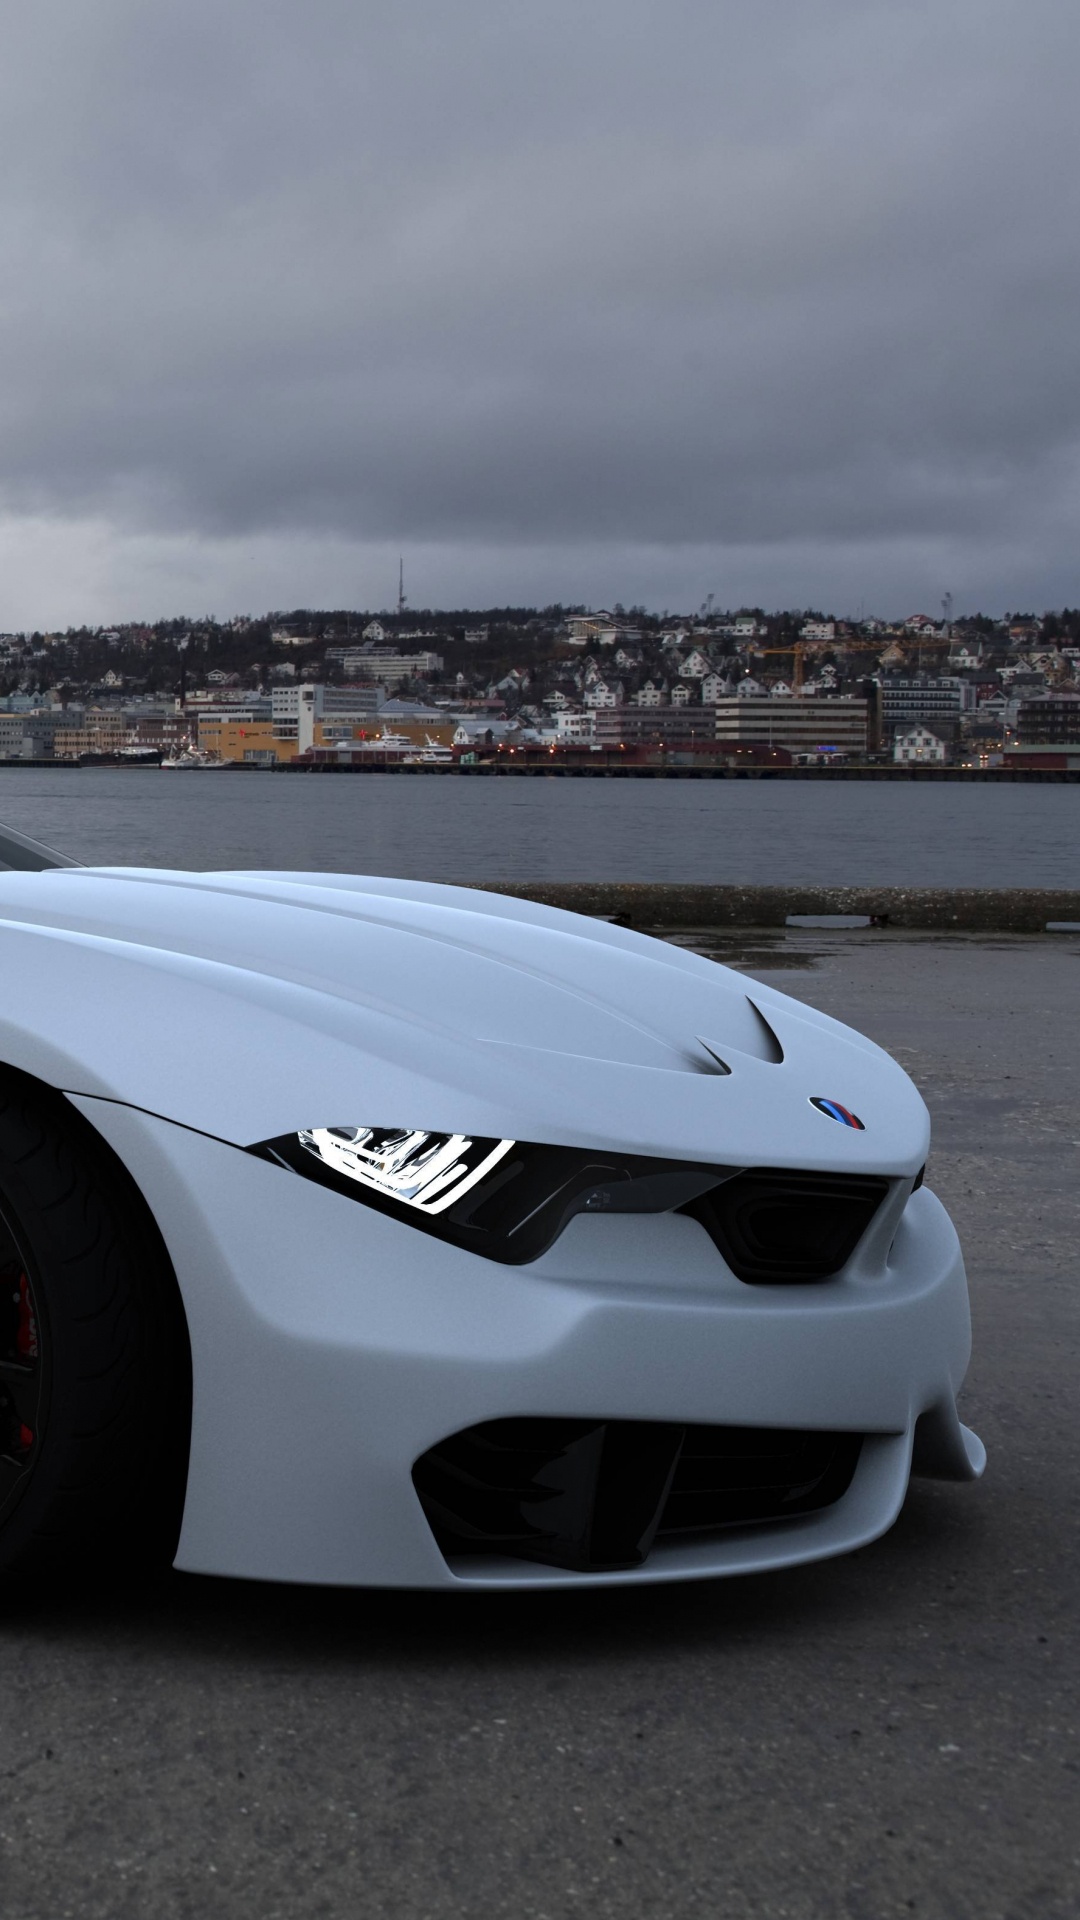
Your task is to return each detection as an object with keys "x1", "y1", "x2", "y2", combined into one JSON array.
[{"x1": 0, "y1": 0, "x2": 1078, "y2": 620}]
